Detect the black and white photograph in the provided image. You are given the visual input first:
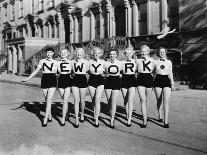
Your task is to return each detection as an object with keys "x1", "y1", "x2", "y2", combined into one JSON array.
[{"x1": 0, "y1": 0, "x2": 207, "y2": 154}]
